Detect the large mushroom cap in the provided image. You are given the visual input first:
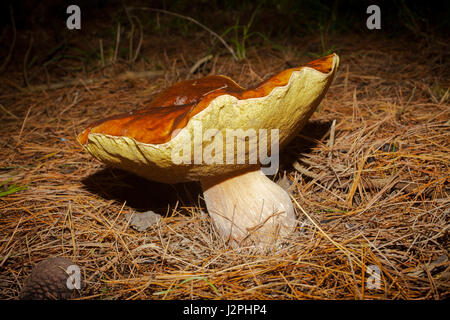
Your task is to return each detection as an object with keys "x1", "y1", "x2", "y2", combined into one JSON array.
[
  {"x1": 78, "y1": 54, "x2": 339, "y2": 247},
  {"x1": 78, "y1": 54, "x2": 339, "y2": 184}
]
